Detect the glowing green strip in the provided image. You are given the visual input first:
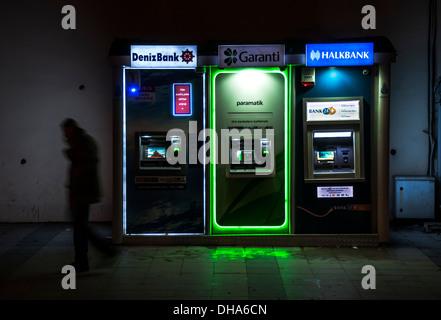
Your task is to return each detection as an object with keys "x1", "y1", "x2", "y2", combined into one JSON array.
[
  {"x1": 286, "y1": 65, "x2": 292, "y2": 233},
  {"x1": 209, "y1": 66, "x2": 217, "y2": 235}
]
